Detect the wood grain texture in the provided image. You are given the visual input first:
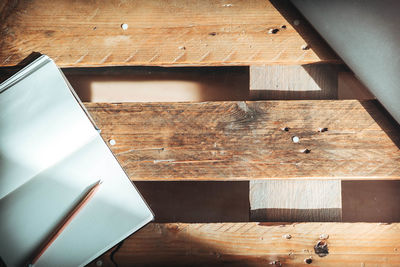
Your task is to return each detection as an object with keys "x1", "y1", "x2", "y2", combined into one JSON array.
[
  {"x1": 250, "y1": 64, "x2": 340, "y2": 100},
  {"x1": 250, "y1": 180, "x2": 342, "y2": 222},
  {"x1": 85, "y1": 100, "x2": 400, "y2": 181},
  {"x1": 249, "y1": 65, "x2": 342, "y2": 223},
  {"x1": 0, "y1": 0, "x2": 339, "y2": 67},
  {"x1": 89, "y1": 222, "x2": 400, "y2": 266}
]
